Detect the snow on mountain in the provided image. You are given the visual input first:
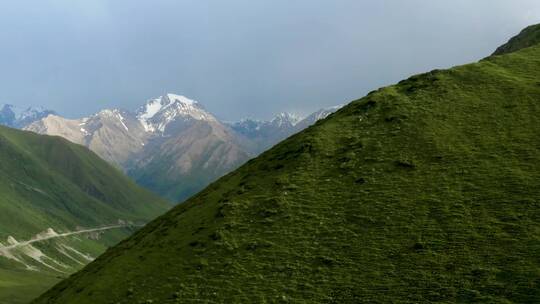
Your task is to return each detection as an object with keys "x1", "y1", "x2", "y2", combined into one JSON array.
[
  {"x1": 229, "y1": 118, "x2": 263, "y2": 134},
  {"x1": 294, "y1": 105, "x2": 343, "y2": 130},
  {"x1": 270, "y1": 112, "x2": 302, "y2": 128},
  {"x1": 21, "y1": 93, "x2": 342, "y2": 202},
  {"x1": 91, "y1": 109, "x2": 131, "y2": 132},
  {"x1": 16, "y1": 106, "x2": 56, "y2": 128},
  {"x1": 231, "y1": 112, "x2": 302, "y2": 136},
  {"x1": 19, "y1": 106, "x2": 49, "y2": 119},
  {"x1": 308, "y1": 105, "x2": 342, "y2": 121},
  {"x1": 136, "y1": 97, "x2": 164, "y2": 127},
  {"x1": 229, "y1": 106, "x2": 341, "y2": 155},
  {"x1": 136, "y1": 94, "x2": 216, "y2": 133}
]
